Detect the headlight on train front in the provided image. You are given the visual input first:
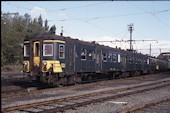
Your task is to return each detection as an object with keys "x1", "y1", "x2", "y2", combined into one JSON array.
[
  {"x1": 23, "y1": 62, "x2": 29, "y2": 72},
  {"x1": 24, "y1": 62, "x2": 28, "y2": 66},
  {"x1": 43, "y1": 62, "x2": 47, "y2": 71},
  {"x1": 43, "y1": 62, "x2": 47, "y2": 66}
]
